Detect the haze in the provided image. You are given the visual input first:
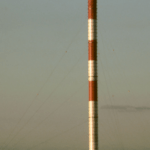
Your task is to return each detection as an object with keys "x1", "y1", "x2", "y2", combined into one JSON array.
[{"x1": 0, "y1": 0, "x2": 150, "y2": 150}]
